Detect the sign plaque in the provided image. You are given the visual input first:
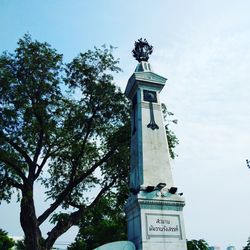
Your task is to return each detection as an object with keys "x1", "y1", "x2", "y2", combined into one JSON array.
[{"x1": 145, "y1": 213, "x2": 182, "y2": 240}]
